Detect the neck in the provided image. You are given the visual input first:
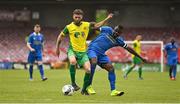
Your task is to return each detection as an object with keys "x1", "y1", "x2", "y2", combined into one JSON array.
[
  {"x1": 73, "y1": 21, "x2": 81, "y2": 26},
  {"x1": 35, "y1": 32, "x2": 39, "y2": 34}
]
